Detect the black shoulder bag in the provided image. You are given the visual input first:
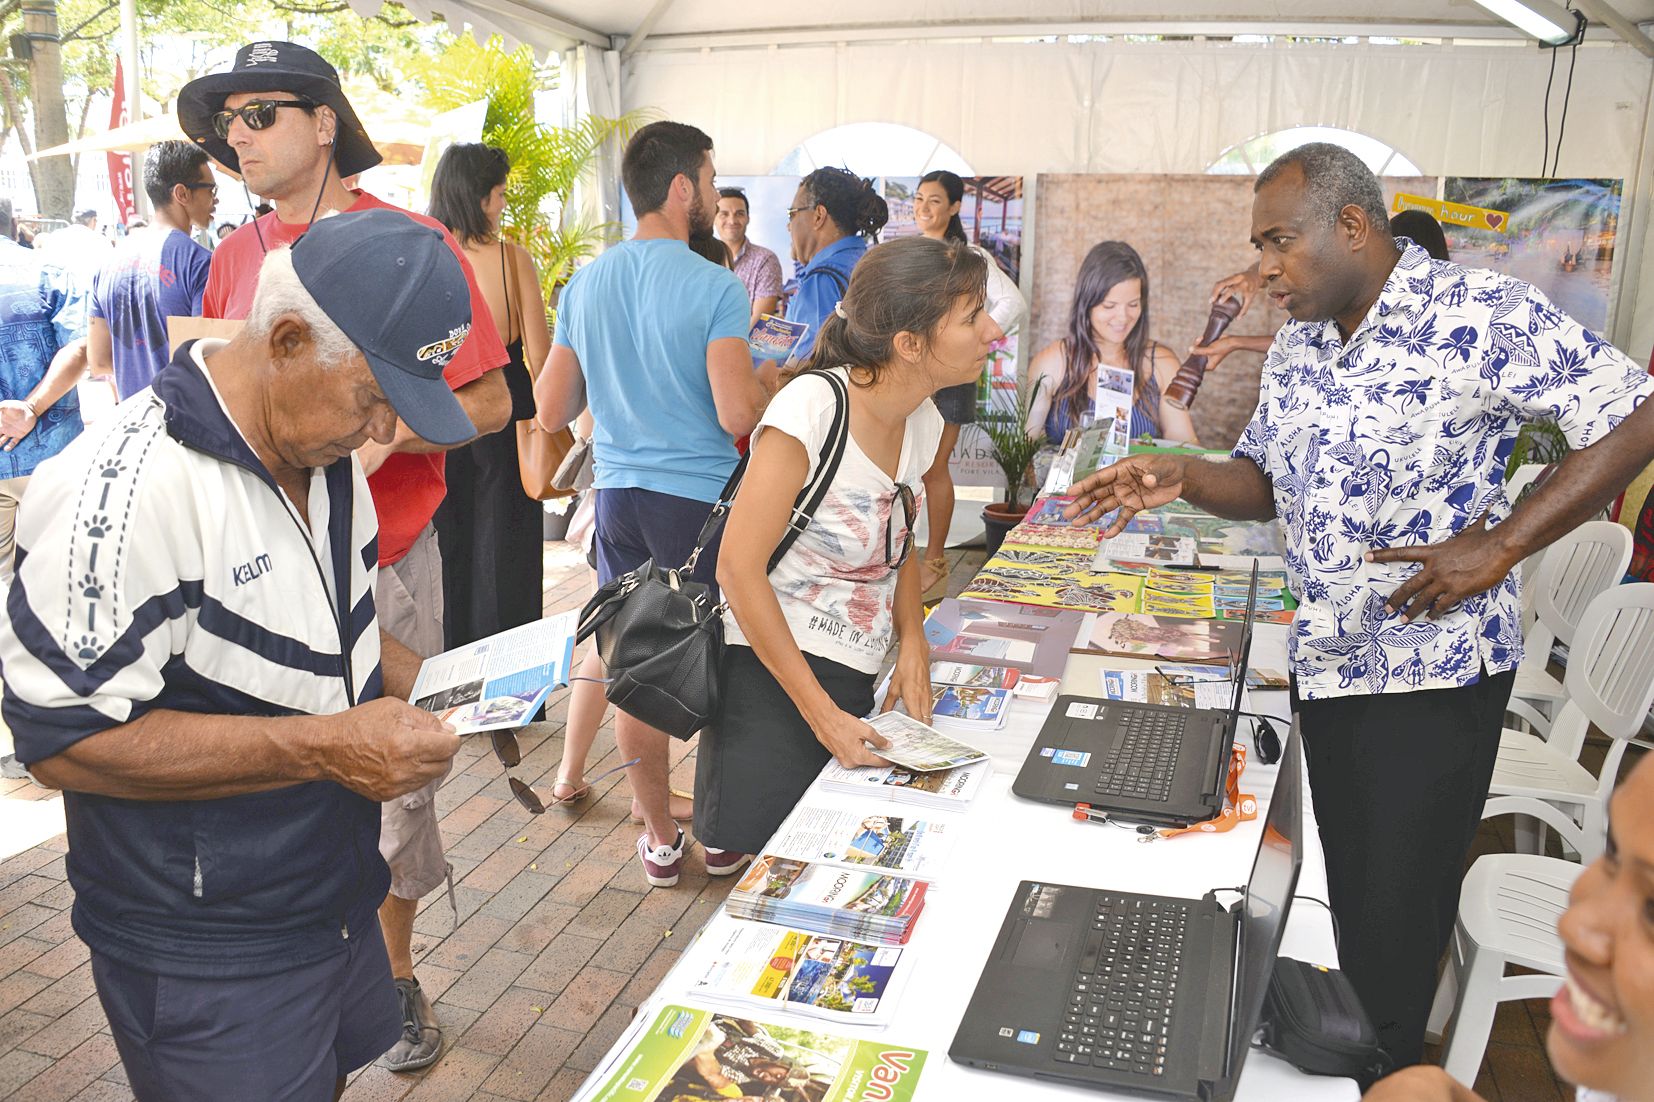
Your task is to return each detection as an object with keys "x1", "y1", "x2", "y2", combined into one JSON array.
[{"x1": 576, "y1": 371, "x2": 851, "y2": 740}]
